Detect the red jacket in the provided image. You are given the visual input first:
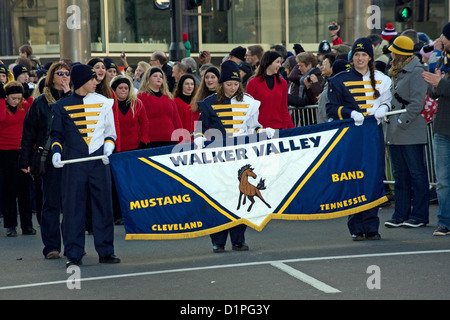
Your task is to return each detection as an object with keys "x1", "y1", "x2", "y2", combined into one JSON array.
[
  {"x1": 137, "y1": 92, "x2": 183, "y2": 143},
  {"x1": 0, "y1": 97, "x2": 33, "y2": 150},
  {"x1": 117, "y1": 98, "x2": 150, "y2": 151},
  {"x1": 246, "y1": 75, "x2": 294, "y2": 130},
  {"x1": 174, "y1": 96, "x2": 199, "y2": 142}
]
